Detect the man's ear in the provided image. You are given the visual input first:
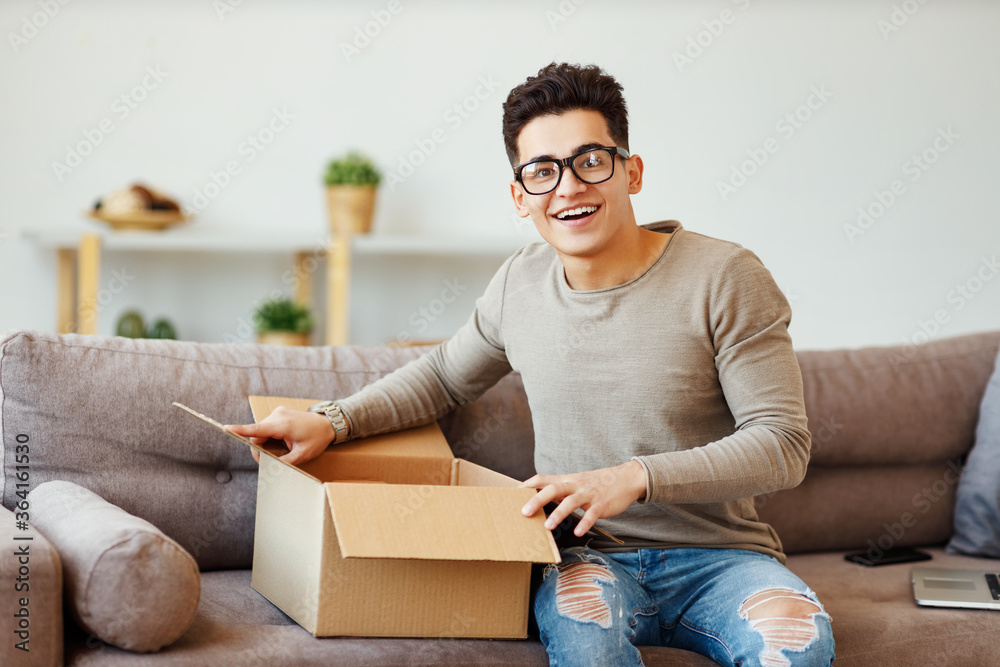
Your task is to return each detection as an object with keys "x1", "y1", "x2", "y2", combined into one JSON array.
[
  {"x1": 626, "y1": 154, "x2": 644, "y2": 195},
  {"x1": 510, "y1": 180, "x2": 531, "y2": 218}
]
